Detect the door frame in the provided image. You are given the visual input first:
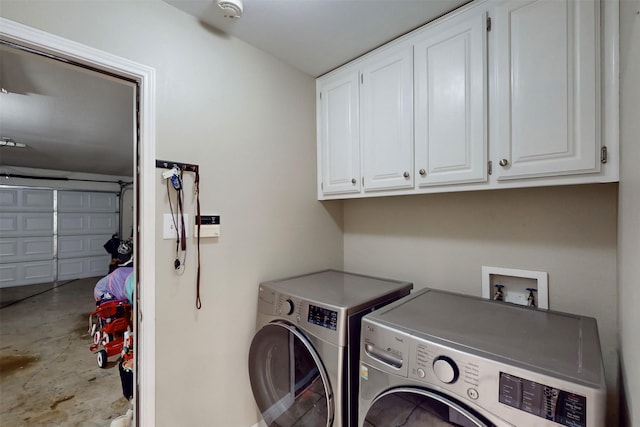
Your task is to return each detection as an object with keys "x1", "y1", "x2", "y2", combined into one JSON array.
[{"x1": 0, "y1": 18, "x2": 157, "y2": 425}]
